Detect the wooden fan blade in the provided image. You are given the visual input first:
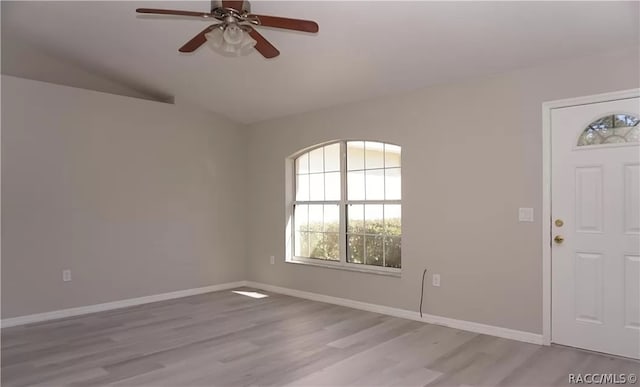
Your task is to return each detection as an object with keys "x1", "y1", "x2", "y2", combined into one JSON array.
[
  {"x1": 248, "y1": 28, "x2": 279, "y2": 58},
  {"x1": 251, "y1": 14, "x2": 318, "y2": 33},
  {"x1": 179, "y1": 25, "x2": 216, "y2": 53},
  {"x1": 221, "y1": 1, "x2": 244, "y2": 12},
  {"x1": 136, "y1": 8, "x2": 213, "y2": 18}
]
